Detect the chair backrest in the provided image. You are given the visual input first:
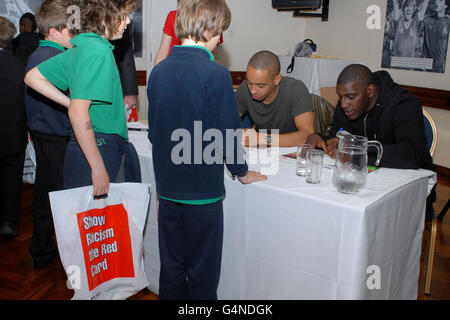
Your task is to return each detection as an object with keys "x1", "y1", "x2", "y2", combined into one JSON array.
[
  {"x1": 311, "y1": 94, "x2": 335, "y2": 137},
  {"x1": 423, "y1": 109, "x2": 438, "y2": 156},
  {"x1": 320, "y1": 87, "x2": 339, "y2": 107}
]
